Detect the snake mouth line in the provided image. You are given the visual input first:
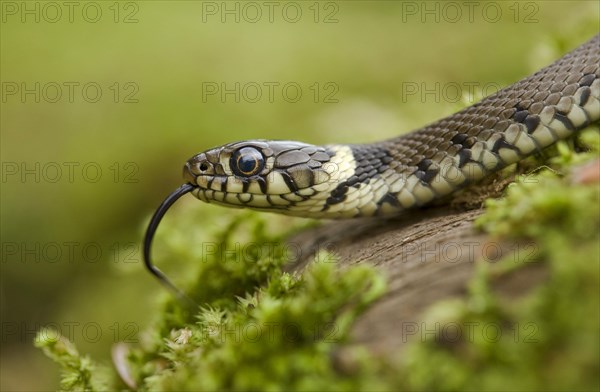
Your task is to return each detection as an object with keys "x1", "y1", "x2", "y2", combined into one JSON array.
[{"x1": 143, "y1": 182, "x2": 198, "y2": 306}]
